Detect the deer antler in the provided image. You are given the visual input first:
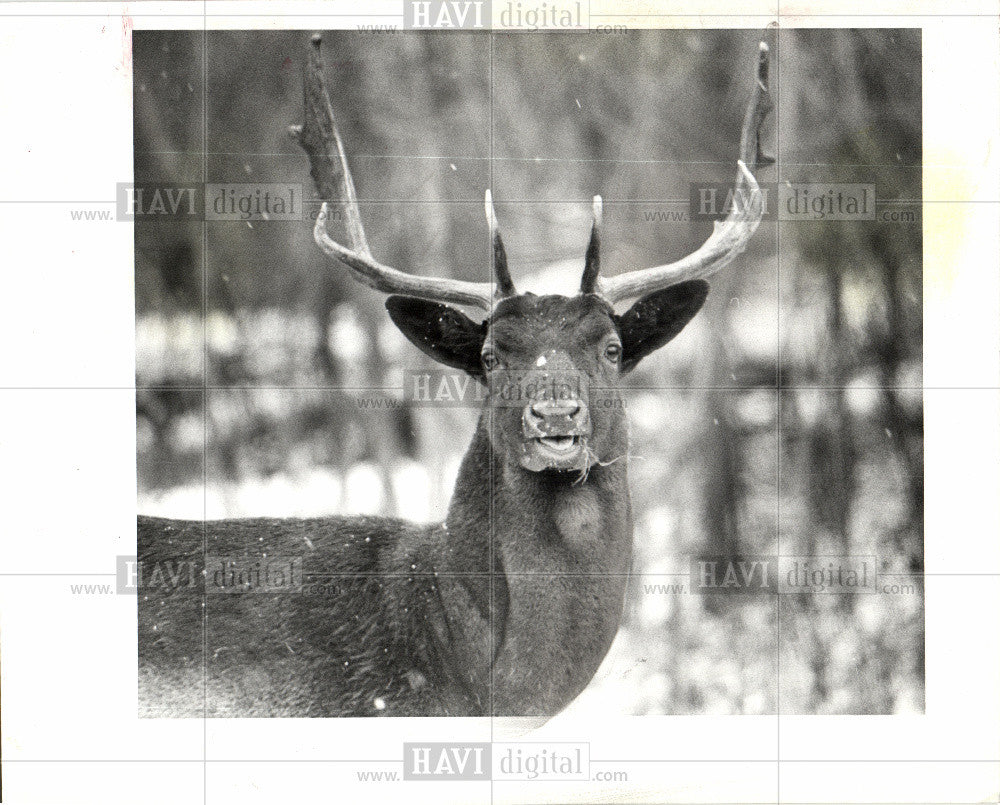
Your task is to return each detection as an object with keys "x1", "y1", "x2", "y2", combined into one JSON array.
[
  {"x1": 593, "y1": 41, "x2": 773, "y2": 304},
  {"x1": 579, "y1": 195, "x2": 603, "y2": 295},
  {"x1": 293, "y1": 34, "x2": 508, "y2": 311}
]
